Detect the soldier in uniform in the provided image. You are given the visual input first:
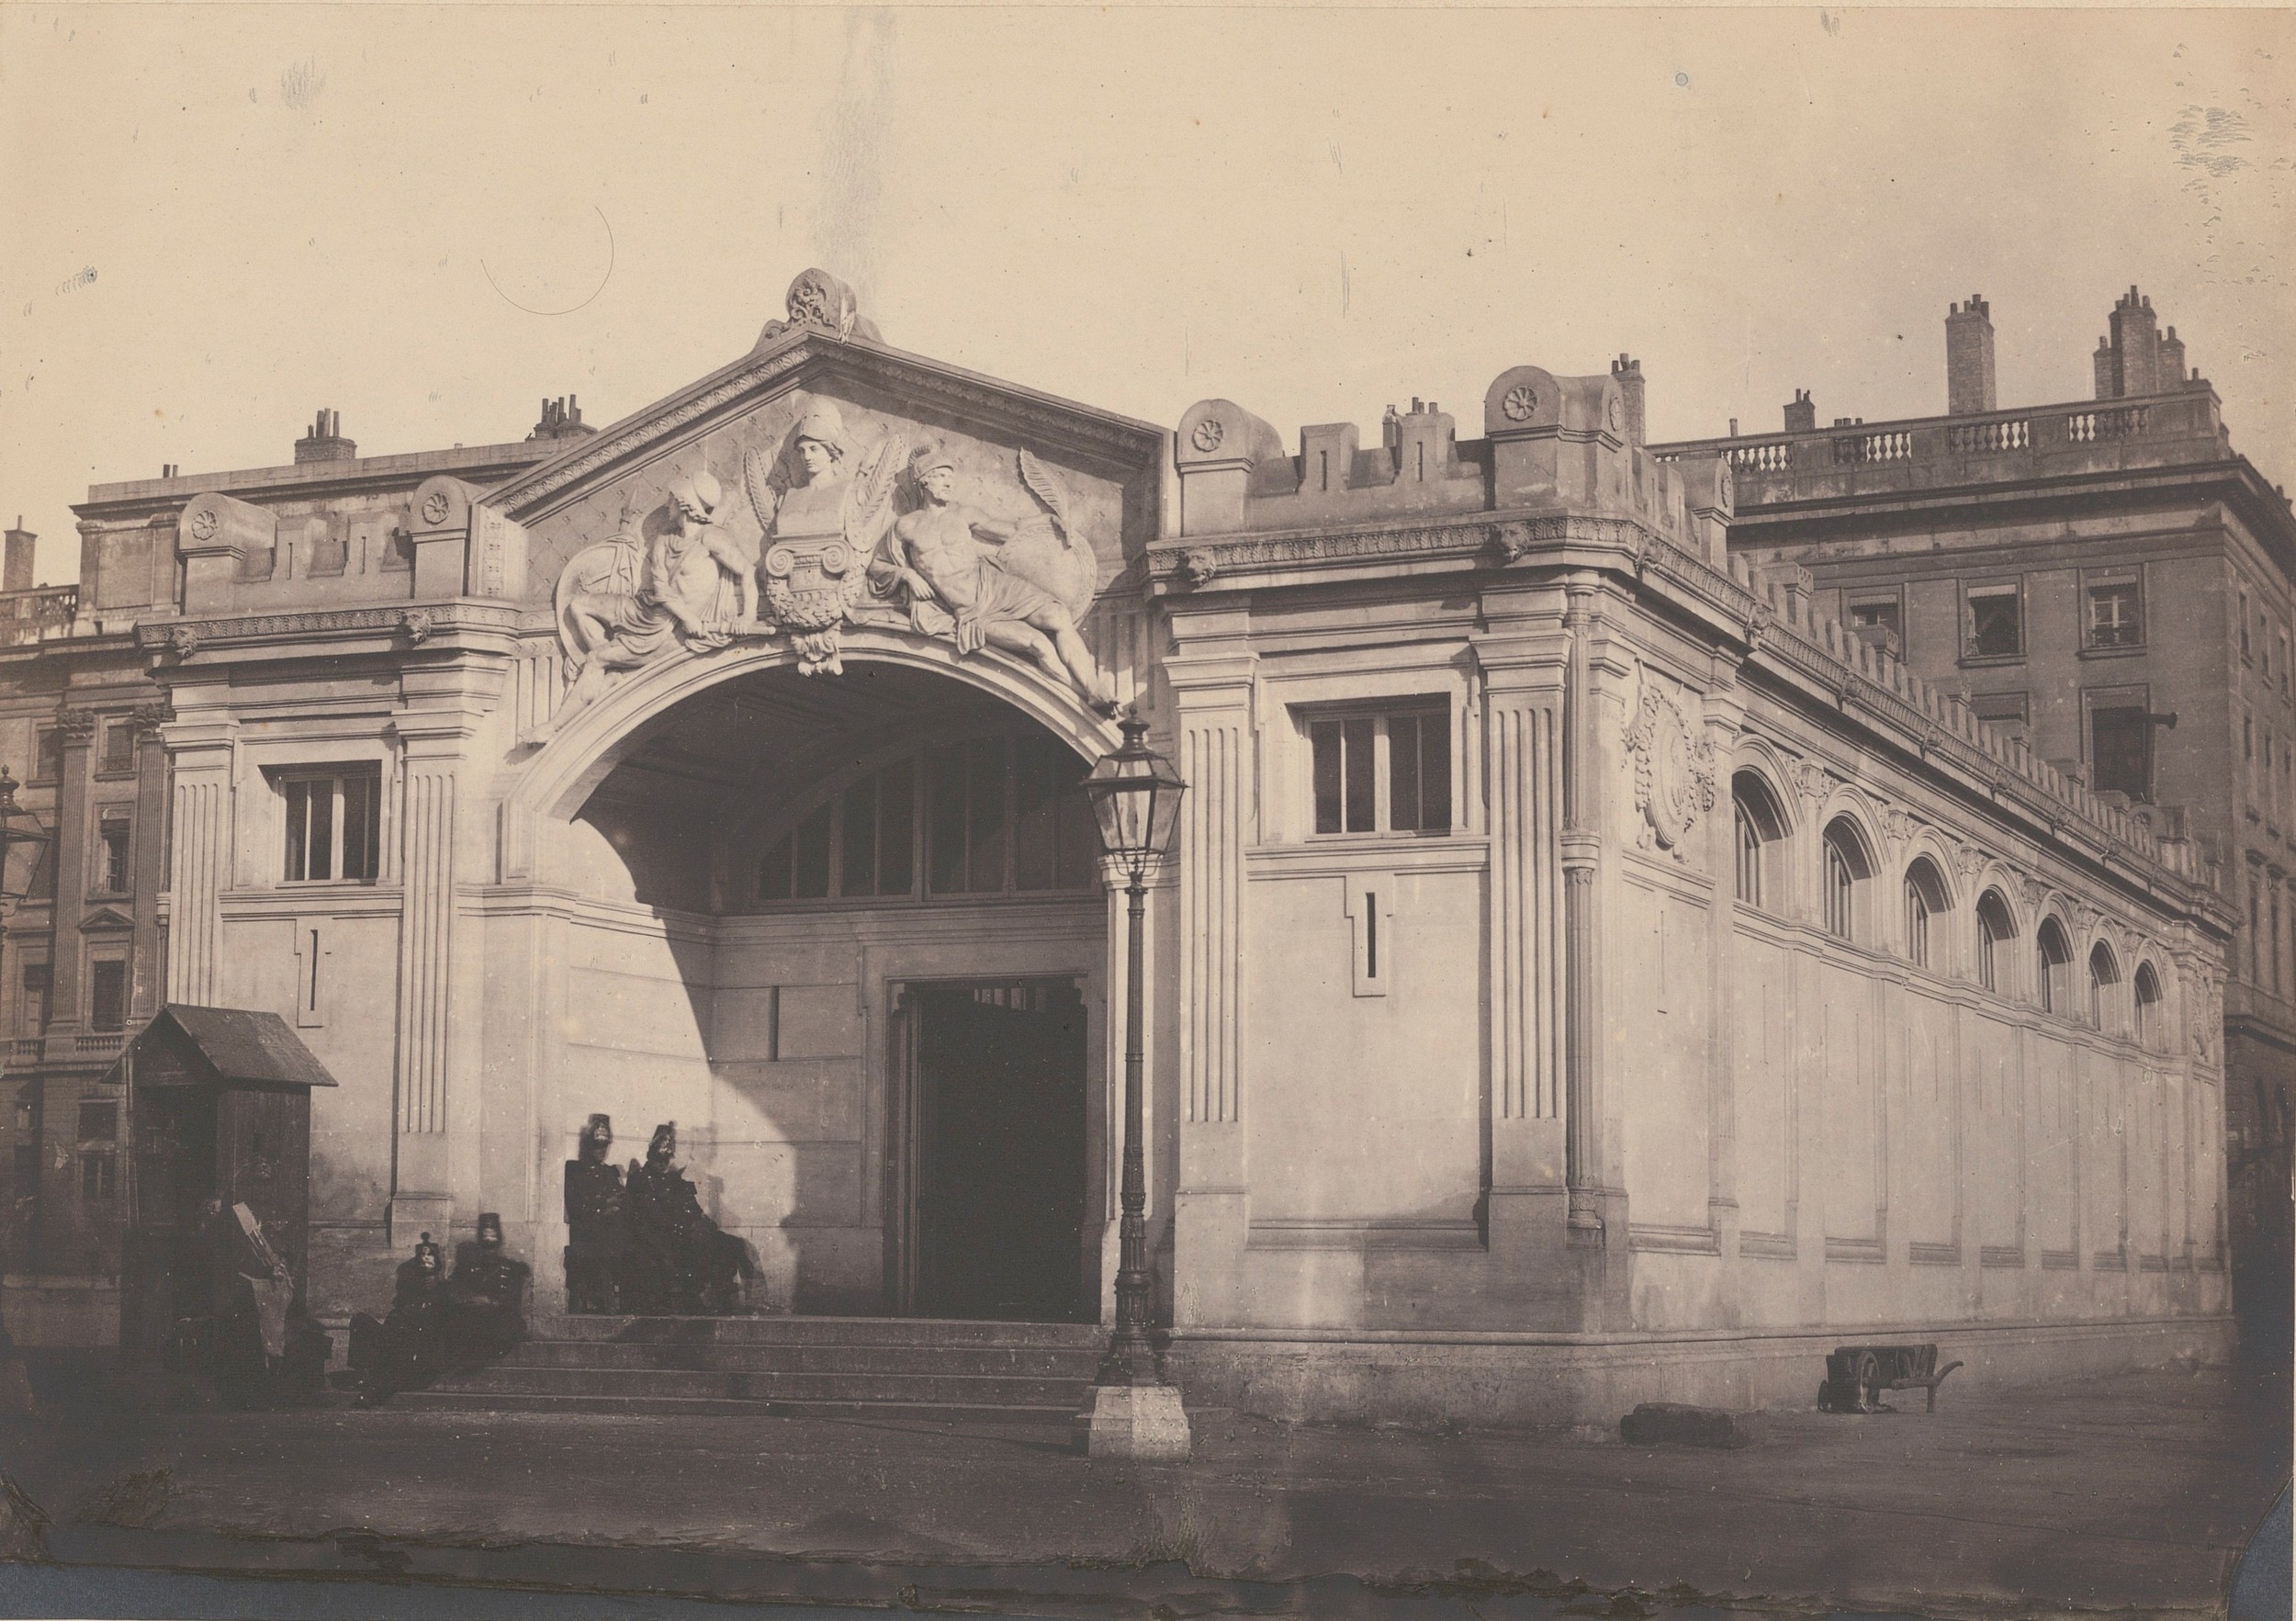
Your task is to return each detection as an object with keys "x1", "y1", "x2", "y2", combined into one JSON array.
[
  {"x1": 563, "y1": 1114, "x2": 629, "y2": 1314},
  {"x1": 444, "y1": 1212, "x2": 531, "y2": 1366},
  {"x1": 625, "y1": 1123, "x2": 755, "y2": 1314},
  {"x1": 347, "y1": 1232, "x2": 445, "y2": 1403}
]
